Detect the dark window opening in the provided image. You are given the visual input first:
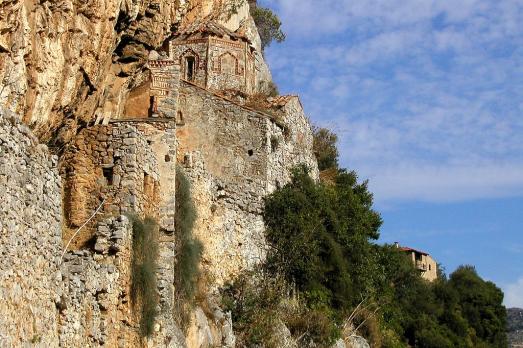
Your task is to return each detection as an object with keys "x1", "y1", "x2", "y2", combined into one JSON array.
[
  {"x1": 144, "y1": 172, "x2": 149, "y2": 192},
  {"x1": 248, "y1": 149, "x2": 254, "y2": 156},
  {"x1": 429, "y1": 264, "x2": 431, "y2": 271},
  {"x1": 149, "y1": 96, "x2": 157, "y2": 116},
  {"x1": 165, "y1": 154, "x2": 171, "y2": 162},
  {"x1": 176, "y1": 111, "x2": 184, "y2": 125},
  {"x1": 103, "y1": 167, "x2": 114, "y2": 186},
  {"x1": 186, "y1": 57, "x2": 196, "y2": 81}
]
